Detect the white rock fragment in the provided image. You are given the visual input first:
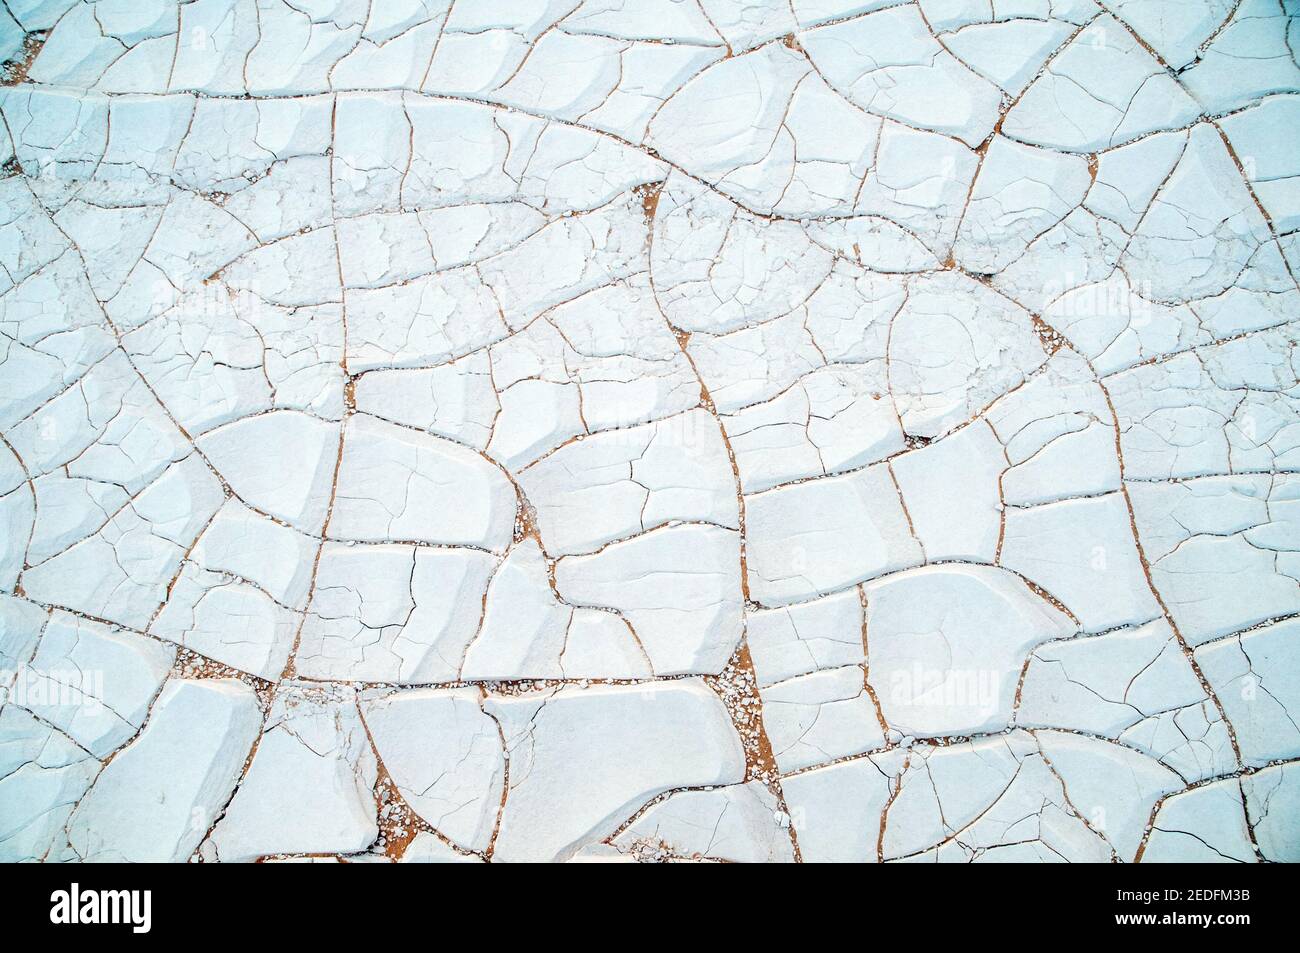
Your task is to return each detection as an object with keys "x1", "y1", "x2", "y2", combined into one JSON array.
[
  {"x1": 1003, "y1": 16, "x2": 1200, "y2": 152},
  {"x1": 1019, "y1": 619, "x2": 1235, "y2": 780},
  {"x1": 1122, "y1": 124, "x2": 1288, "y2": 303},
  {"x1": 67, "y1": 678, "x2": 262, "y2": 863},
  {"x1": 1196, "y1": 618, "x2": 1300, "y2": 767},
  {"x1": 613, "y1": 781, "x2": 795, "y2": 863},
  {"x1": 554, "y1": 524, "x2": 744, "y2": 674},
  {"x1": 150, "y1": 562, "x2": 299, "y2": 681},
  {"x1": 400, "y1": 831, "x2": 485, "y2": 864},
  {"x1": 1243, "y1": 762, "x2": 1300, "y2": 862},
  {"x1": 941, "y1": 14, "x2": 1075, "y2": 95},
  {"x1": 887, "y1": 272, "x2": 1047, "y2": 438},
  {"x1": 1143, "y1": 778, "x2": 1255, "y2": 863},
  {"x1": 1000, "y1": 492, "x2": 1161, "y2": 633},
  {"x1": 0, "y1": 706, "x2": 99, "y2": 863},
  {"x1": 986, "y1": 352, "x2": 1121, "y2": 505},
  {"x1": 1220, "y1": 95, "x2": 1300, "y2": 233},
  {"x1": 746, "y1": 464, "x2": 923, "y2": 605},
  {"x1": 518, "y1": 408, "x2": 738, "y2": 556},
  {"x1": 954, "y1": 137, "x2": 1092, "y2": 276},
  {"x1": 21, "y1": 454, "x2": 225, "y2": 630},
  {"x1": 364, "y1": 687, "x2": 505, "y2": 855},
  {"x1": 891, "y1": 423, "x2": 1004, "y2": 562},
  {"x1": 296, "y1": 543, "x2": 497, "y2": 684},
  {"x1": 331, "y1": 414, "x2": 516, "y2": 550},
  {"x1": 17, "y1": 612, "x2": 173, "y2": 757},
  {"x1": 461, "y1": 539, "x2": 569, "y2": 681},
  {"x1": 197, "y1": 410, "x2": 339, "y2": 535},
  {"x1": 352, "y1": 353, "x2": 499, "y2": 451},
  {"x1": 725, "y1": 364, "x2": 905, "y2": 493},
  {"x1": 760, "y1": 665, "x2": 885, "y2": 772},
  {"x1": 747, "y1": 589, "x2": 865, "y2": 688},
  {"x1": 1128, "y1": 476, "x2": 1300, "y2": 644},
  {"x1": 485, "y1": 681, "x2": 744, "y2": 862},
  {"x1": 868, "y1": 565, "x2": 1074, "y2": 737},
  {"x1": 882, "y1": 733, "x2": 1113, "y2": 863},
  {"x1": 801, "y1": 4, "x2": 1002, "y2": 146},
  {"x1": 782, "y1": 756, "x2": 893, "y2": 863},
  {"x1": 186, "y1": 500, "x2": 318, "y2": 610},
  {"x1": 1034, "y1": 730, "x2": 1183, "y2": 862},
  {"x1": 1180, "y1": 0, "x2": 1300, "y2": 116},
  {"x1": 208, "y1": 690, "x2": 378, "y2": 862}
]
